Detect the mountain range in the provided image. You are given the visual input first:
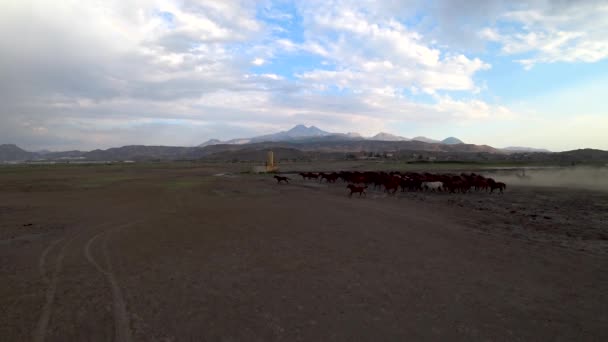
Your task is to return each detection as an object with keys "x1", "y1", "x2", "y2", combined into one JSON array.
[
  {"x1": 198, "y1": 124, "x2": 464, "y2": 146},
  {"x1": 1, "y1": 124, "x2": 574, "y2": 163}
]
